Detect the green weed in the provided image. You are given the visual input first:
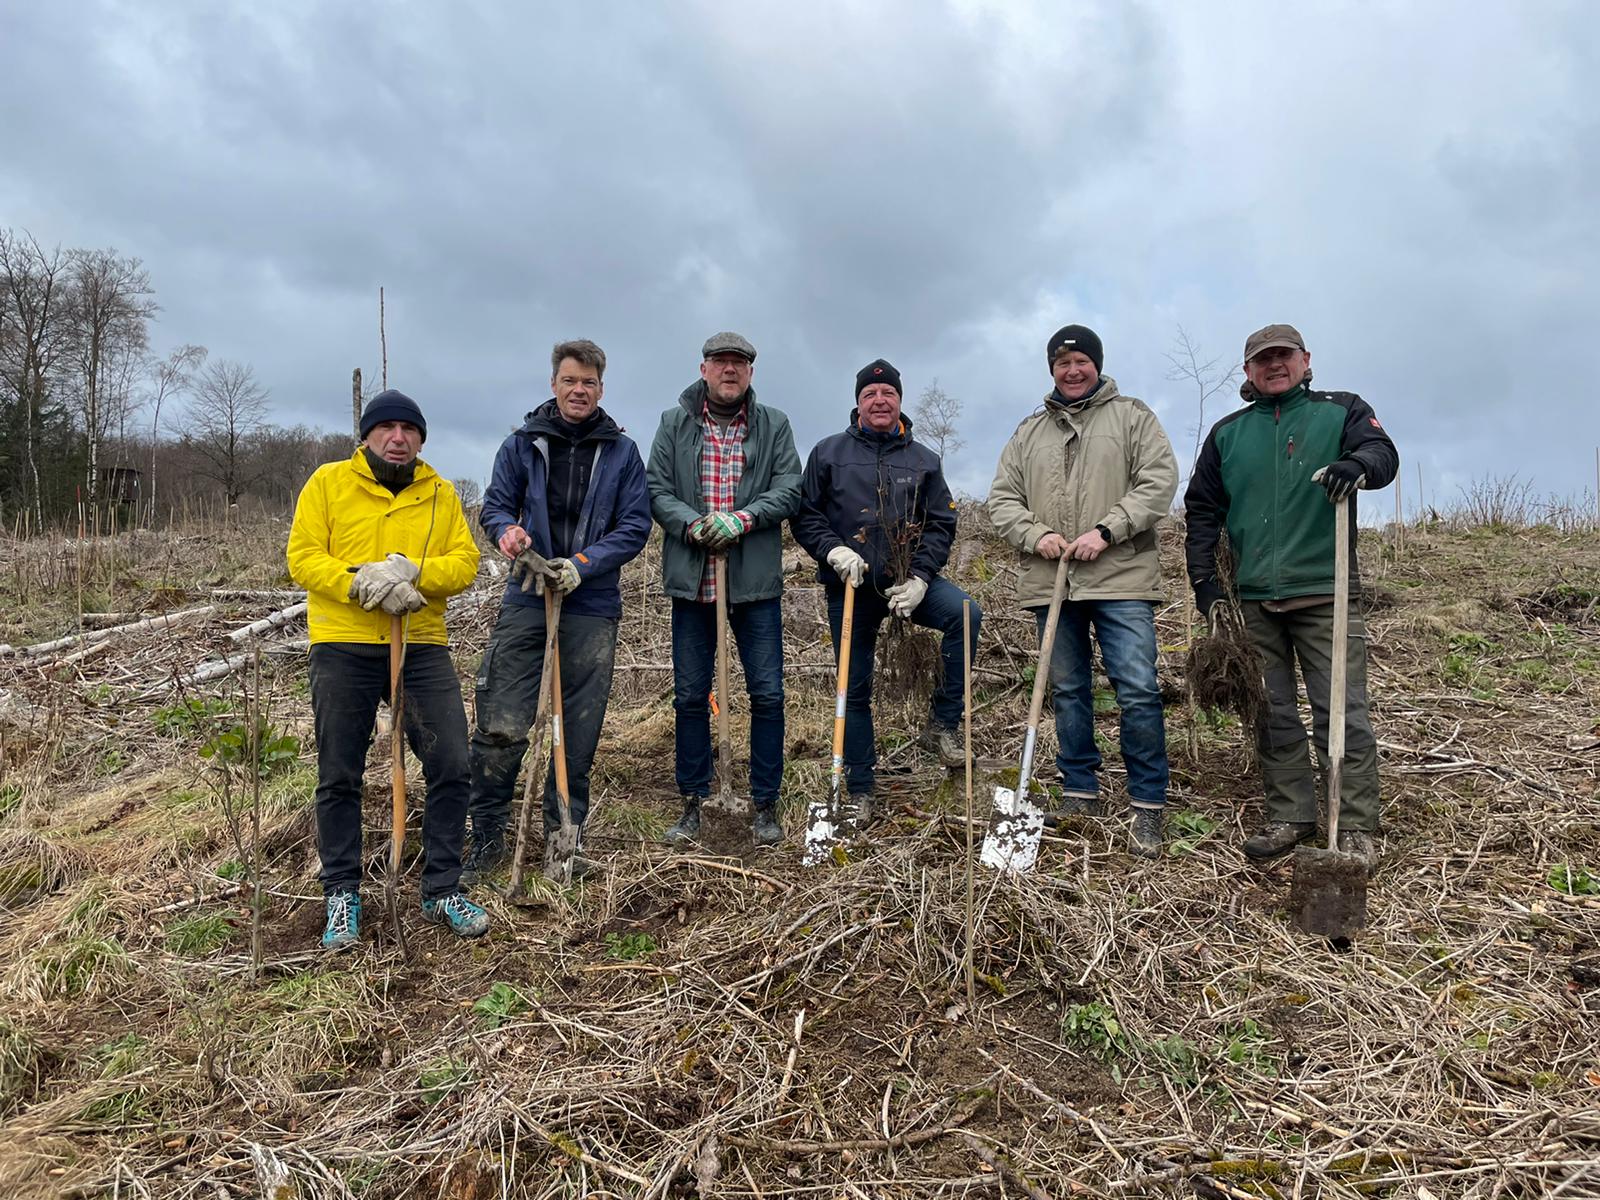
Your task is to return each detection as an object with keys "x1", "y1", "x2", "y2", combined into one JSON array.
[
  {"x1": 166, "y1": 912, "x2": 234, "y2": 957},
  {"x1": 153, "y1": 696, "x2": 231, "y2": 737},
  {"x1": 418, "y1": 1056, "x2": 471, "y2": 1103},
  {"x1": 1548, "y1": 863, "x2": 1600, "y2": 896},
  {"x1": 0, "y1": 1017, "x2": 41, "y2": 1113},
  {"x1": 473, "y1": 982, "x2": 532, "y2": 1028},
  {"x1": 603, "y1": 931, "x2": 658, "y2": 960},
  {"x1": 1166, "y1": 810, "x2": 1220, "y2": 857},
  {"x1": 1061, "y1": 1002, "x2": 1130, "y2": 1062}
]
